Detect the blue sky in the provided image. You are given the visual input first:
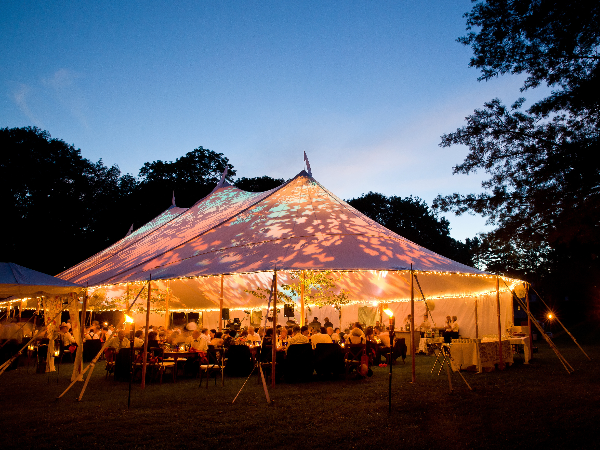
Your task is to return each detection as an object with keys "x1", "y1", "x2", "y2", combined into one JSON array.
[{"x1": 0, "y1": 1, "x2": 539, "y2": 241}]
